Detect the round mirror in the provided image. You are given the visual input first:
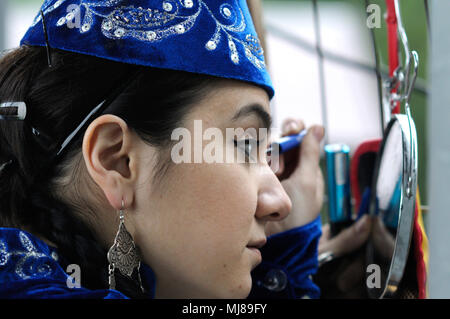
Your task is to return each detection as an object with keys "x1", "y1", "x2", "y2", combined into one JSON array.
[{"x1": 366, "y1": 113, "x2": 418, "y2": 298}]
